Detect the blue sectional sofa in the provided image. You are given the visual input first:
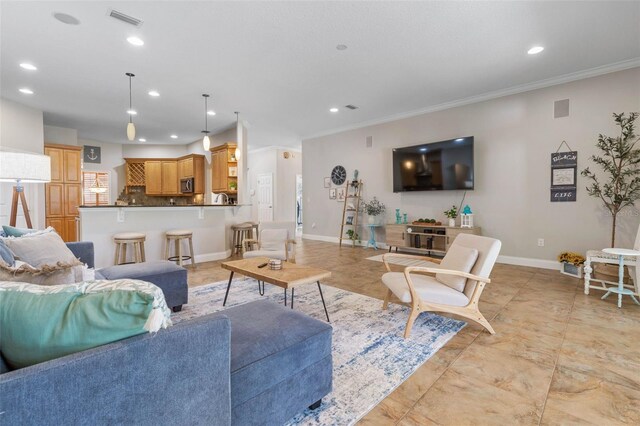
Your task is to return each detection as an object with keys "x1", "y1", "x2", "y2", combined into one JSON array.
[
  {"x1": 1, "y1": 242, "x2": 333, "y2": 425},
  {"x1": 66, "y1": 241, "x2": 188, "y2": 311},
  {"x1": 0, "y1": 300, "x2": 333, "y2": 425}
]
